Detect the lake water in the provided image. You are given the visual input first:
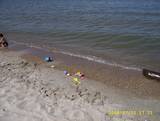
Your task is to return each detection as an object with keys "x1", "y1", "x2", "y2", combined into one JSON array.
[{"x1": 0, "y1": 0, "x2": 160, "y2": 71}]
